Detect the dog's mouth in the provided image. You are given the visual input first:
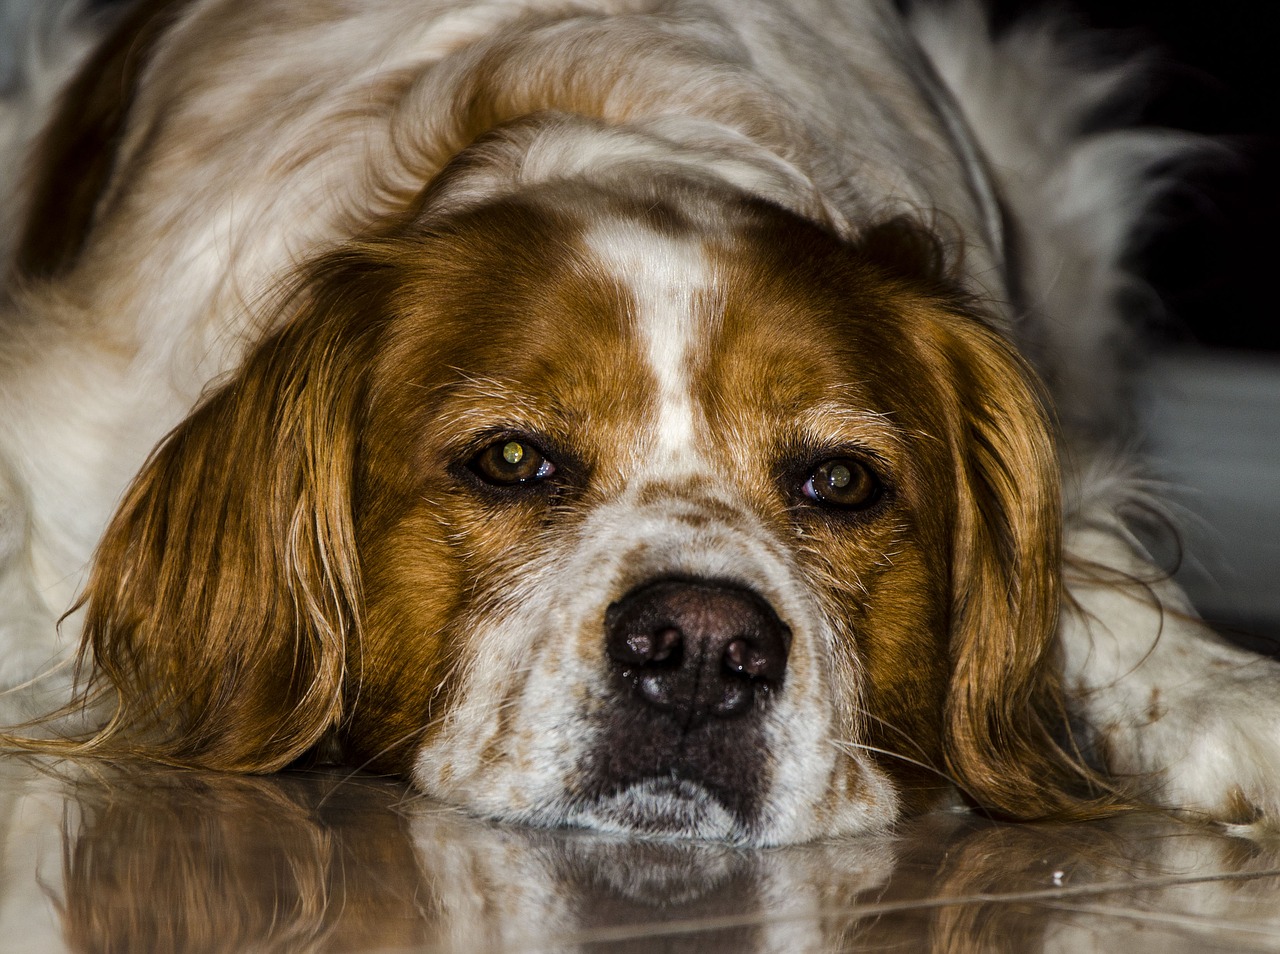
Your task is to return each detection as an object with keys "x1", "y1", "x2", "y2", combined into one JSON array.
[
  {"x1": 569, "y1": 778, "x2": 745, "y2": 842},
  {"x1": 559, "y1": 576, "x2": 783, "y2": 841}
]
